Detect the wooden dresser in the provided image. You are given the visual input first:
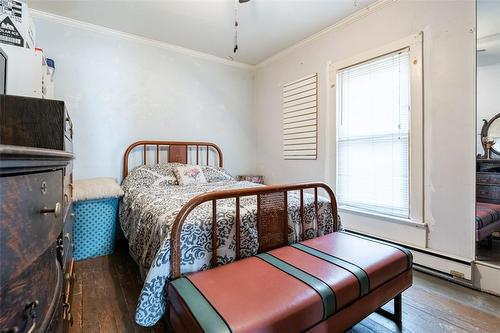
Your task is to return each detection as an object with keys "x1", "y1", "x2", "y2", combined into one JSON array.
[
  {"x1": 477, "y1": 159, "x2": 500, "y2": 204},
  {"x1": 0, "y1": 95, "x2": 75, "y2": 332}
]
